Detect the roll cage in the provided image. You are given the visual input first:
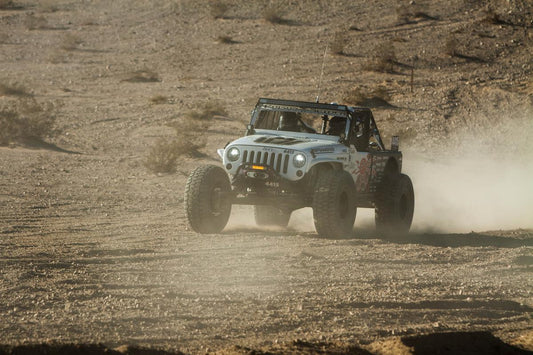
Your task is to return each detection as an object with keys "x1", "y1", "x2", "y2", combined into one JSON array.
[{"x1": 248, "y1": 98, "x2": 386, "y2": 151}]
